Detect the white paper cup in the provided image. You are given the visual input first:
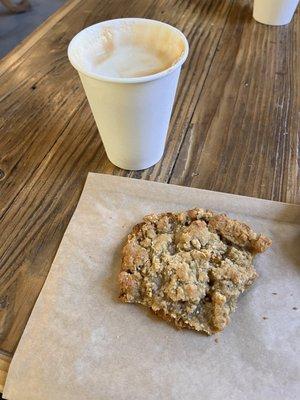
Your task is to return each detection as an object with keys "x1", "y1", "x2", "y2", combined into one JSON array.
[
  {"x1": 253, "y1": 0, "x2": 299, "y2": 26},
  {"x1": 68, "y1": 18, "x2": 189, "y2": 170}
]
